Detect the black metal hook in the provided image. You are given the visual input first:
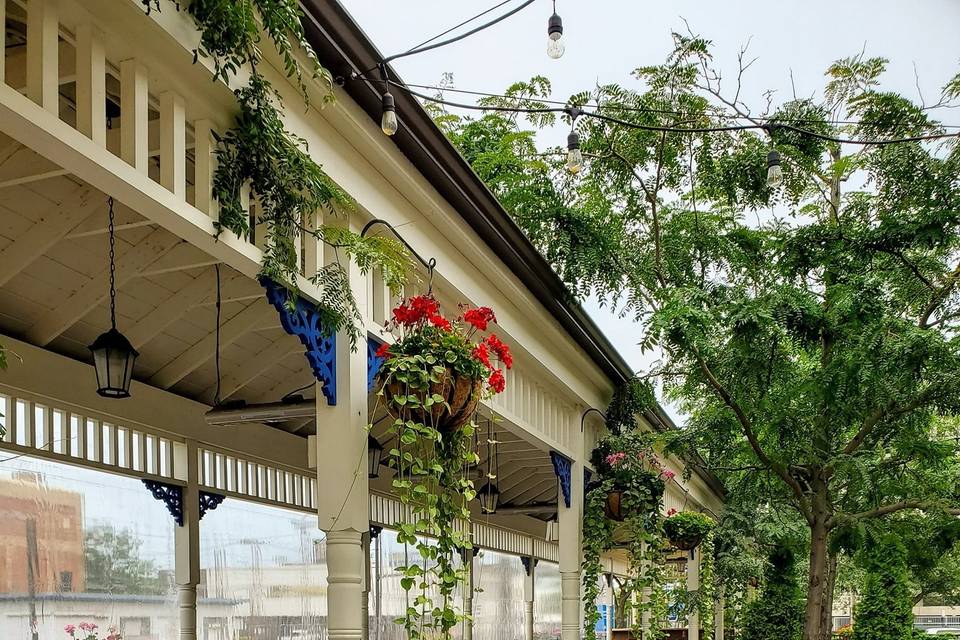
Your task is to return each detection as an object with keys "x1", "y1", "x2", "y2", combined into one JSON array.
[
  {"x1": 580, "y1": 407, "x2": 607, "y2": 432},
  {"x1": 360, "y1": 218, "x2": 439, "y2": 293}
]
